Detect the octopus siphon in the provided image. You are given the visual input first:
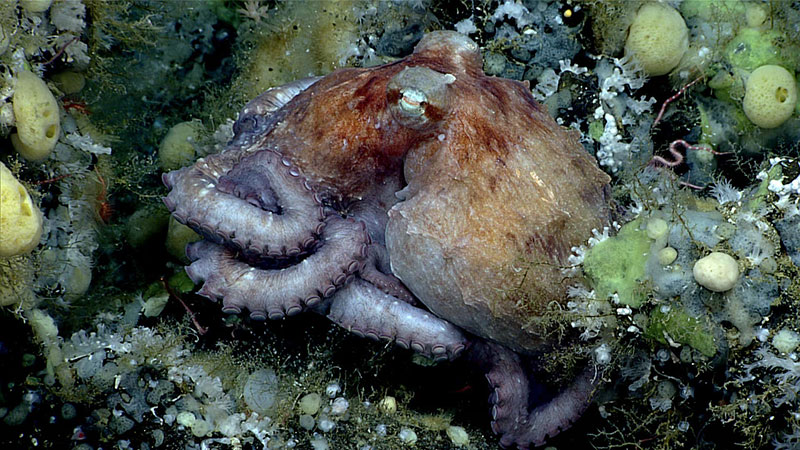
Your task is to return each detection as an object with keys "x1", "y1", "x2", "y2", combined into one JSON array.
[{"x1": 162, "y1": 31, "x2": 612, "y2": 448}]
